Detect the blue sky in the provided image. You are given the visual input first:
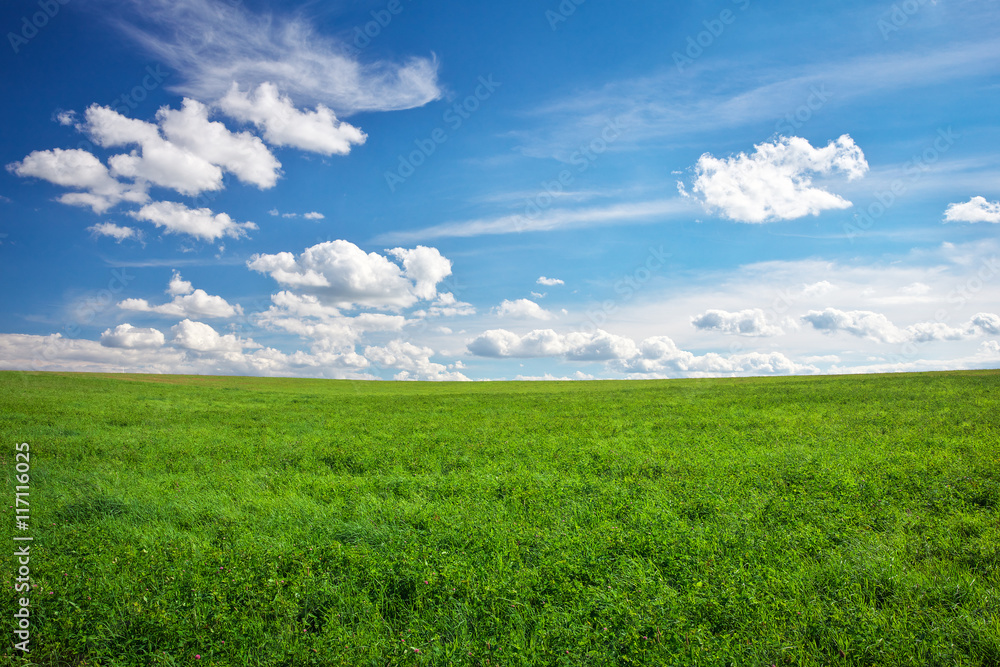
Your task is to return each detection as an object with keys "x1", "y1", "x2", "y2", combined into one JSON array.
[{"x1": 1, "y1": 0, "x2": 999, "y2": 380}]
